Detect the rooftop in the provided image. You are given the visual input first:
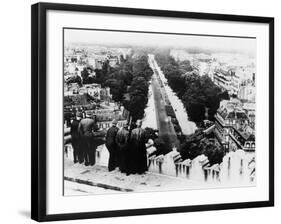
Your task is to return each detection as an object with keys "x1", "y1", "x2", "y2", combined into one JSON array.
[{"x1": 217, "y1": 99, "x2": 249, "y2": 121}]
